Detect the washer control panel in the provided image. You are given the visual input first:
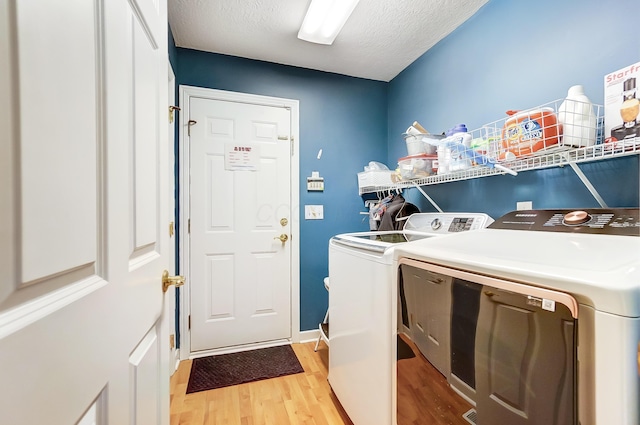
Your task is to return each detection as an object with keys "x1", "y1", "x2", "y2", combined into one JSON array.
[
  {"x1": 447, "y1": 217, "x2": 478, "y2": 232},
  {"x1": 404, "y1": 213, "x2": 495, "y2": 235},
  {"x1": 489, "y1": 208, "x2": 640, "y2": 236}
]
